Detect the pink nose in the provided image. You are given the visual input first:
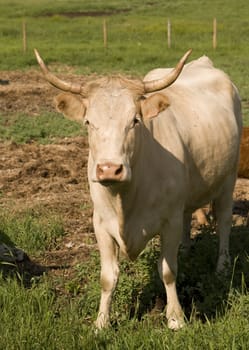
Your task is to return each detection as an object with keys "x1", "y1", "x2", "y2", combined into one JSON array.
[{"x1": 96, "y1": 162, "x2": 124, "y2": 182}]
